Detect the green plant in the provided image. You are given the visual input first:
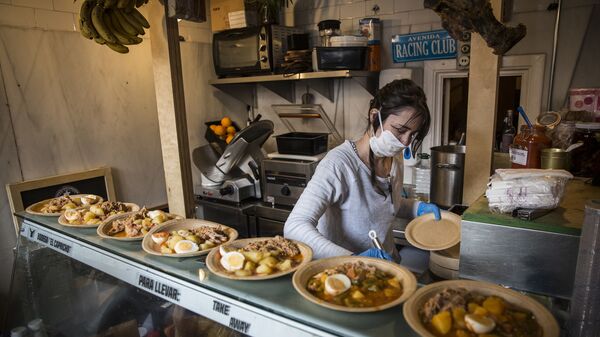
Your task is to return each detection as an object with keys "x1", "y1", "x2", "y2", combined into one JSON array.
[{"x1": 248, "y1": 0, "x2": 293, "y2": 23}]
